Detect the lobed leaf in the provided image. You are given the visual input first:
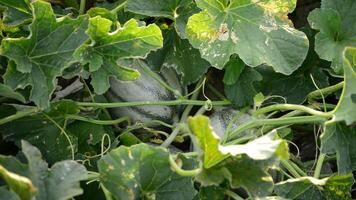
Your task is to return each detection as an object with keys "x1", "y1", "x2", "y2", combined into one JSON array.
[
  {"x1": 307, "y1": 0, "x2": 356, "y2": 73},
  {"x1": 329, "y1": 47, "x2": 356, "y2": 125},
  {"x1": 188, "y1": 115, "x2": 288, "y2": 169},
  {"x1": 98, "y1": 143, "x2": 196, "y2": 200},
  {"x1": 186, "y1": 0, "x2": 309, "y2": 74},
  {"x1": 74, "y1": 16, "x2": 163, "y2": 94},
  {"x1": 0, "y1": 141, "x2": 87, "y2": 200},
  {"x1": 0, "y1": 0, "x2": 31, "y2": 26},
  {"x1": 1, "y1": 1, "x2": 89, "y2": 108}
]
